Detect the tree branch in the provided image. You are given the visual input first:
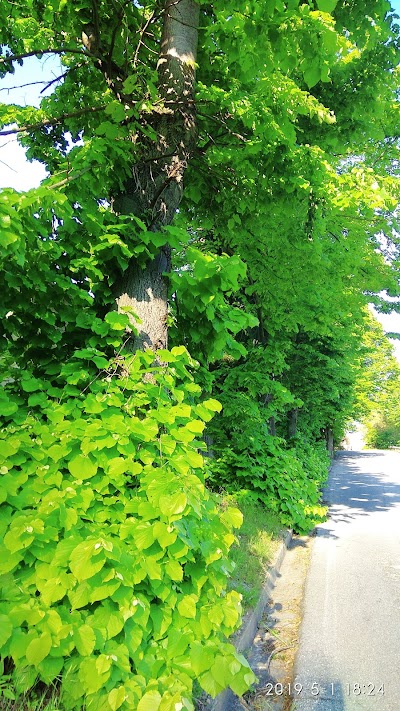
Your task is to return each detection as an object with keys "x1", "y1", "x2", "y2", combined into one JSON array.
[
  {"x1": 133, "y1": 9, "x2": 158, "y2": 68},
  {"x1": 0, "y1": 157, "x2": 17, "y2": 173},
  {"x1": 45, "y1": 166, "x2": 92, "y2": 190},
  {"x1": 0, "y1": 78, "x2": 61, "y2": 93},
  {"x1": 0, "y1": 47, "x2": 94, "y2": 65},
  {"x1": 40, "y1": 68, "x2": 80, "y2": 94},
  {"x1": 0, "y1": 105, "x2": 106, "y2": 136}
]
